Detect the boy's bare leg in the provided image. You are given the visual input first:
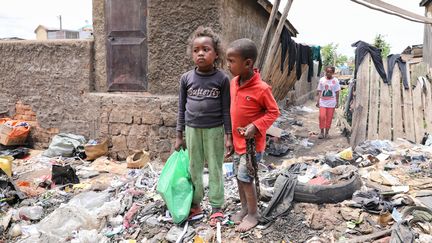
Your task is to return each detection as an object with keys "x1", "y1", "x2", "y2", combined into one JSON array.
[
  {"x1": 231, "y1": 179, "x2": 247, "y2": 224},
  {"x1": 236, "y1": 181, "x2": 259, "y2": 232}
]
